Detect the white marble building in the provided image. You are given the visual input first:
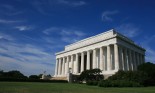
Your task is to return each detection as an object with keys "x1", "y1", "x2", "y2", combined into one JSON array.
[{"x1": 54, "y1": 29, "x2": 145, "y2": 78}]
